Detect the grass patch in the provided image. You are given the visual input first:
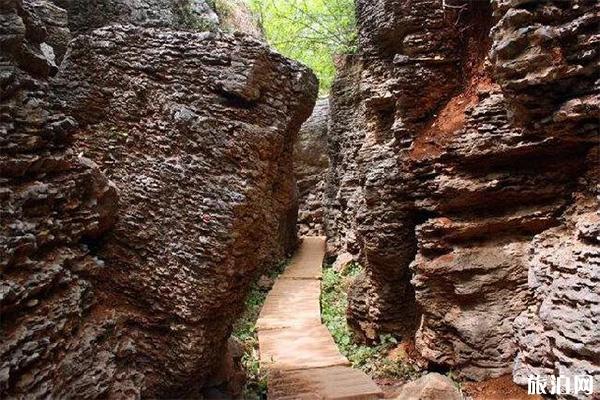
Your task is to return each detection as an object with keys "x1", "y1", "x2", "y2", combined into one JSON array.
[
  {"x1": 232, "y1": 259, "x2": 288, "y2": 399},
  {"x1": 321, "y1": 263, "x2": 421, "y2": 380}
]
